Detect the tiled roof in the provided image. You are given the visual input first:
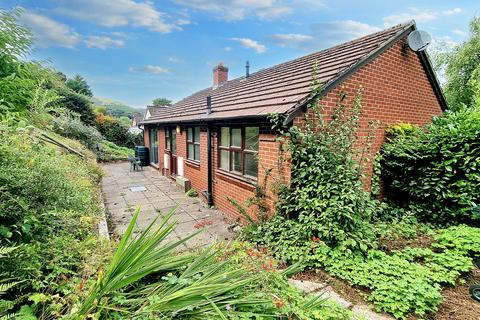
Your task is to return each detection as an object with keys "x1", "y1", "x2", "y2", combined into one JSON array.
[{"x1": 141, "y1": 22, "x2": 416, "y2": 125}]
